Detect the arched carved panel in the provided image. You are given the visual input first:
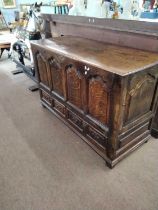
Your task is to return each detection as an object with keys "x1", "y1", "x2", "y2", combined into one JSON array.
[
  {"x1": 49, "y1": 57, "x2": 64, "y2": 97},
  {"x1": 36, "y1": 53, "x2": 49, "y2": 87},
  {"x1": 125, "y1": 74, "x2": 156, "y2": 122},
  {"x1": 66, "y1": 64, "x2": 82, "y2": 109},
  {"x1": 88, "y1": 77, "x2": 109, "y2": 125}
]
